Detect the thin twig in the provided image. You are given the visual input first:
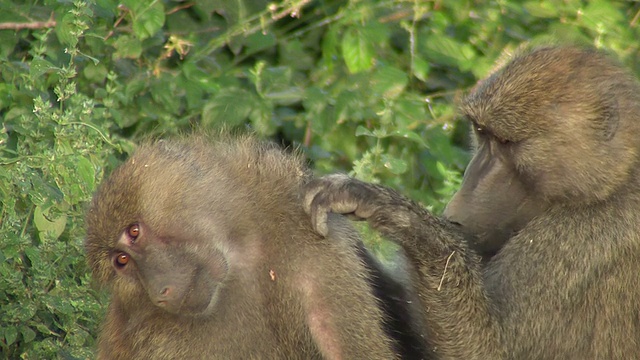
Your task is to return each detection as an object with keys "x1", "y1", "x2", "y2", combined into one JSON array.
[
  {"x1": 0, "y1": 19, "x2": 55, "y2": 30},
  {"x1": 167, "y1": 2, "x2": 195, "y2": 15},
  {"x1": 303, "y1": 120, "x2": 312, "y2": 147},
  {"x1": 631, "y1": 8, "x2": 640, "y2": 28},
  {"x1": 104, "y1": 7, "x2": 128, "y2": 41}
]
